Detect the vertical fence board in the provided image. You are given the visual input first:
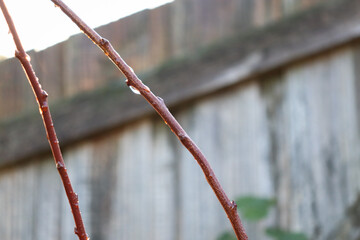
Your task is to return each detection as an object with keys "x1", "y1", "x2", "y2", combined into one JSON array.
[
  {"x1": 114, "y1": 121, "x2": 155, "y2": 239},
  {"x1": 151, "y1": 121, "x2": 177, "y2": 240},
  {"x1": 260, "y1": 48, "x2": 360, "y2": 239}
]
